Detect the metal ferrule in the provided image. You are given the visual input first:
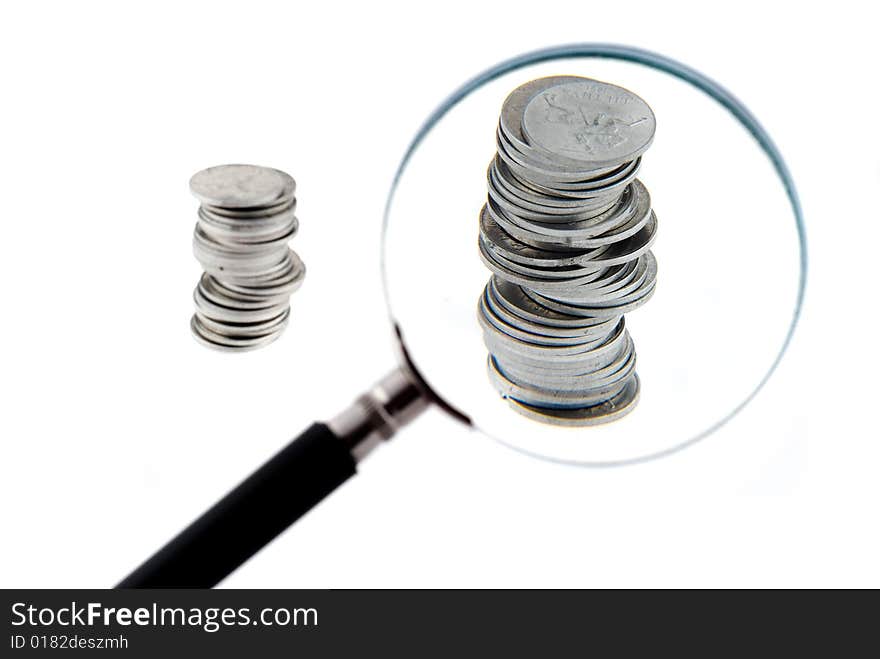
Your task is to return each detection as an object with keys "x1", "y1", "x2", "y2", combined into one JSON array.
[{"x1": 327, "y1": 367, "x2": 429, "y2": 462}]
